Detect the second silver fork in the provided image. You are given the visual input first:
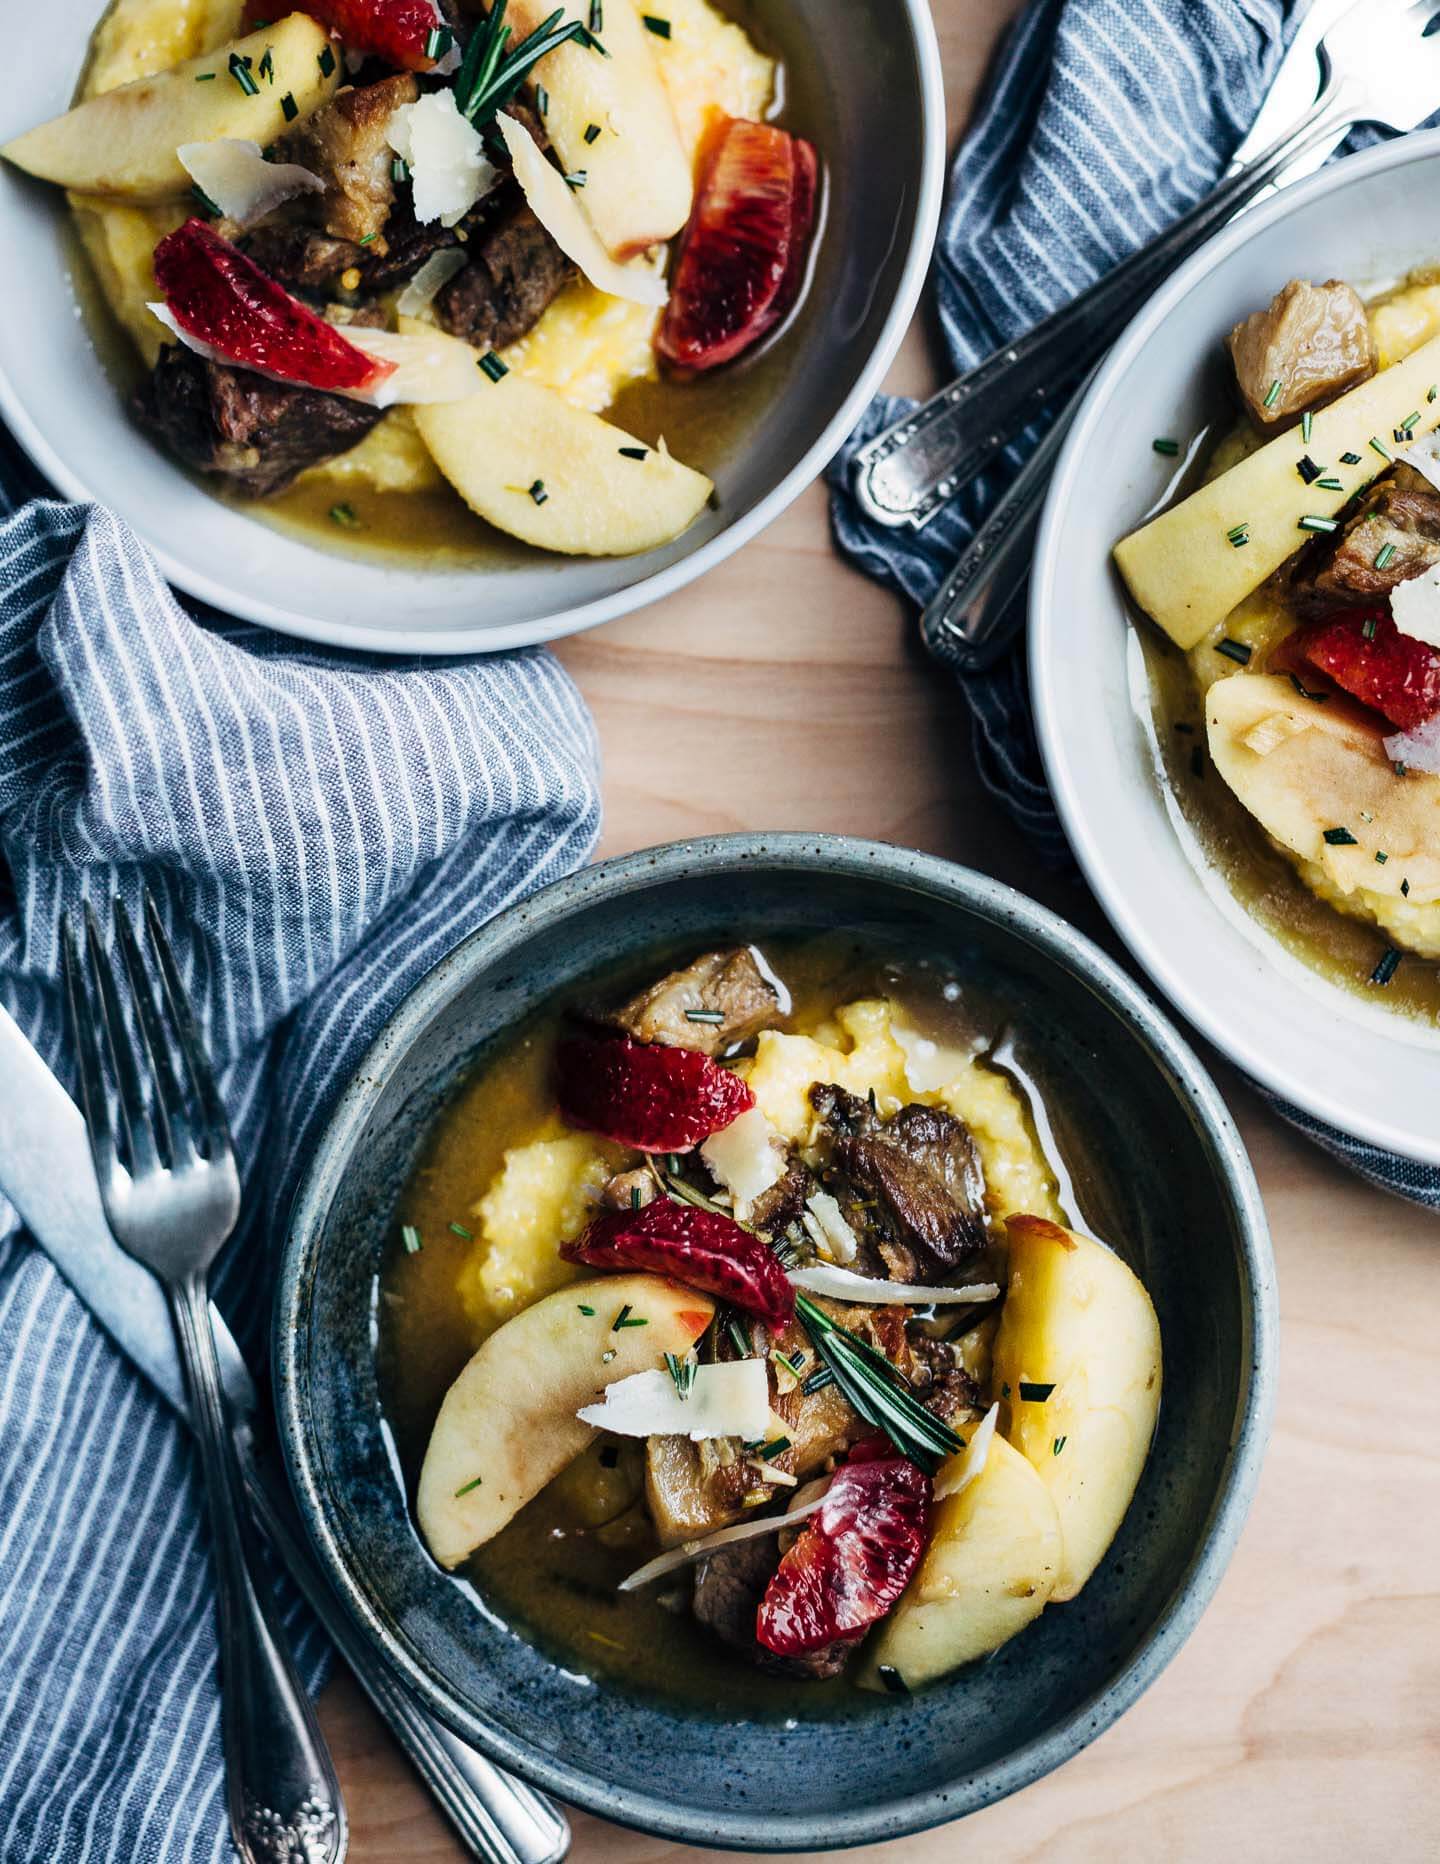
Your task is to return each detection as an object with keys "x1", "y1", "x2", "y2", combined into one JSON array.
[{"x1": 62, "y1": 897, "x2": 347, "y2": 1864}]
